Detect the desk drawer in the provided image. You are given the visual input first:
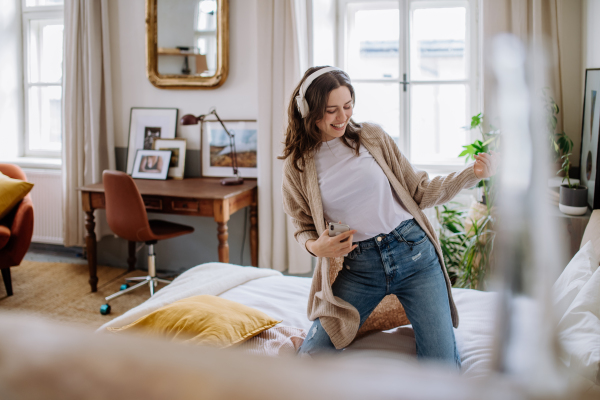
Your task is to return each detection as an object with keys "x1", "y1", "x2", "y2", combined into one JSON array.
[
  {"x1": 171, "y1": 200, "x2": 199, "y2": 212},
  {"x1": 143, "y1": 197, "x2": 163, "y2": 210}
]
